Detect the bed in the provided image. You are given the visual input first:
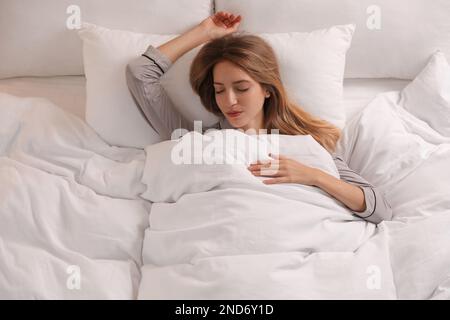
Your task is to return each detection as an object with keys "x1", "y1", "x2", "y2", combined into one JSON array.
[{"x1": 1, "y1": 0, "x2": 449, "y2": 300}]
